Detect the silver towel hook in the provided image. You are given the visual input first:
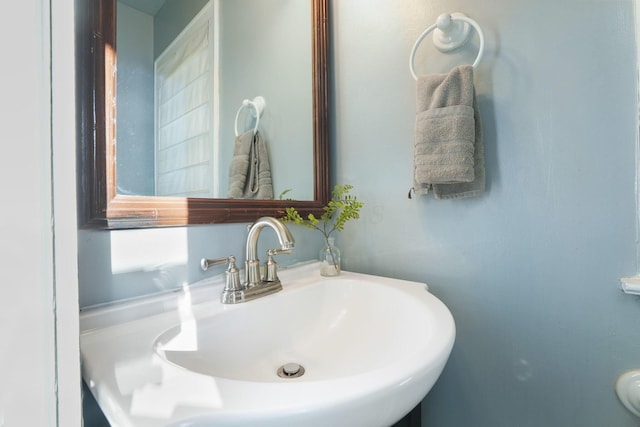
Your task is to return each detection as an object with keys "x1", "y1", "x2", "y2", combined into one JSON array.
[
  {"x1": 234, "y1": 96, "x2": 266, "y2": 137},
  {"x1": 409, "y1": 12, "x2": 485, "y2": 81}
]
